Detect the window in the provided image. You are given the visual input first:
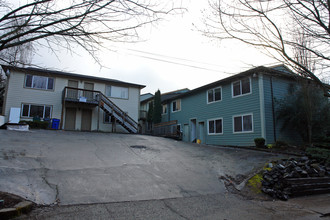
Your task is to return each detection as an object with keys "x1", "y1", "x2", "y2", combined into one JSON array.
[
  {"x1": 232, "y1": 78, "x2": 251, "y2": 97},
  {"x1": 25, "y1": 74, "x2": 54, "y2": 90},
  {"x1": 207, "y1": 87, "x2": 222, "y2": 103},
  {"x1": 104, "y1": 112, "x2": 111, "y2": 123},
  {"x1": 162, "y1": 104, "x2": 167, "y2": 114},
  {"x1": 208, "y1": 118, "x2": 223, "y2": 135},
  {"x1": 106, "y1": 85, "x2": 128, "y2": 99},
  {"x1": 21, "y1": 104, "x2": 52, "y2": 119},
  {"x1": 172, "y1": 99, "x2": 181, "y2": 112},
  {"x1": 233, "y1": 114, "x2": 253, "y2": 133}
]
